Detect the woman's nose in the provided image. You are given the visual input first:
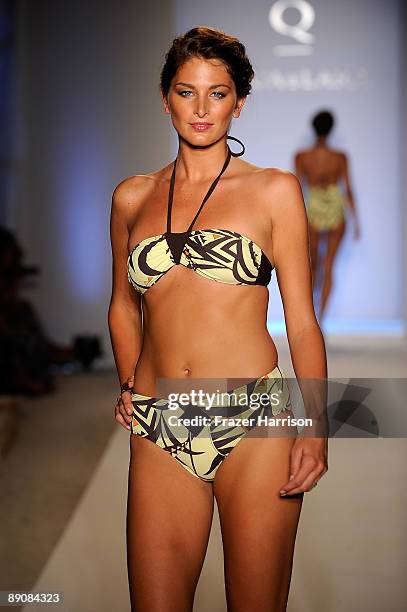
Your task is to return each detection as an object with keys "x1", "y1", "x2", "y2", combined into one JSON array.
[{"x1": 194, "y1": 95, "x2": 209, "y2": 117}]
